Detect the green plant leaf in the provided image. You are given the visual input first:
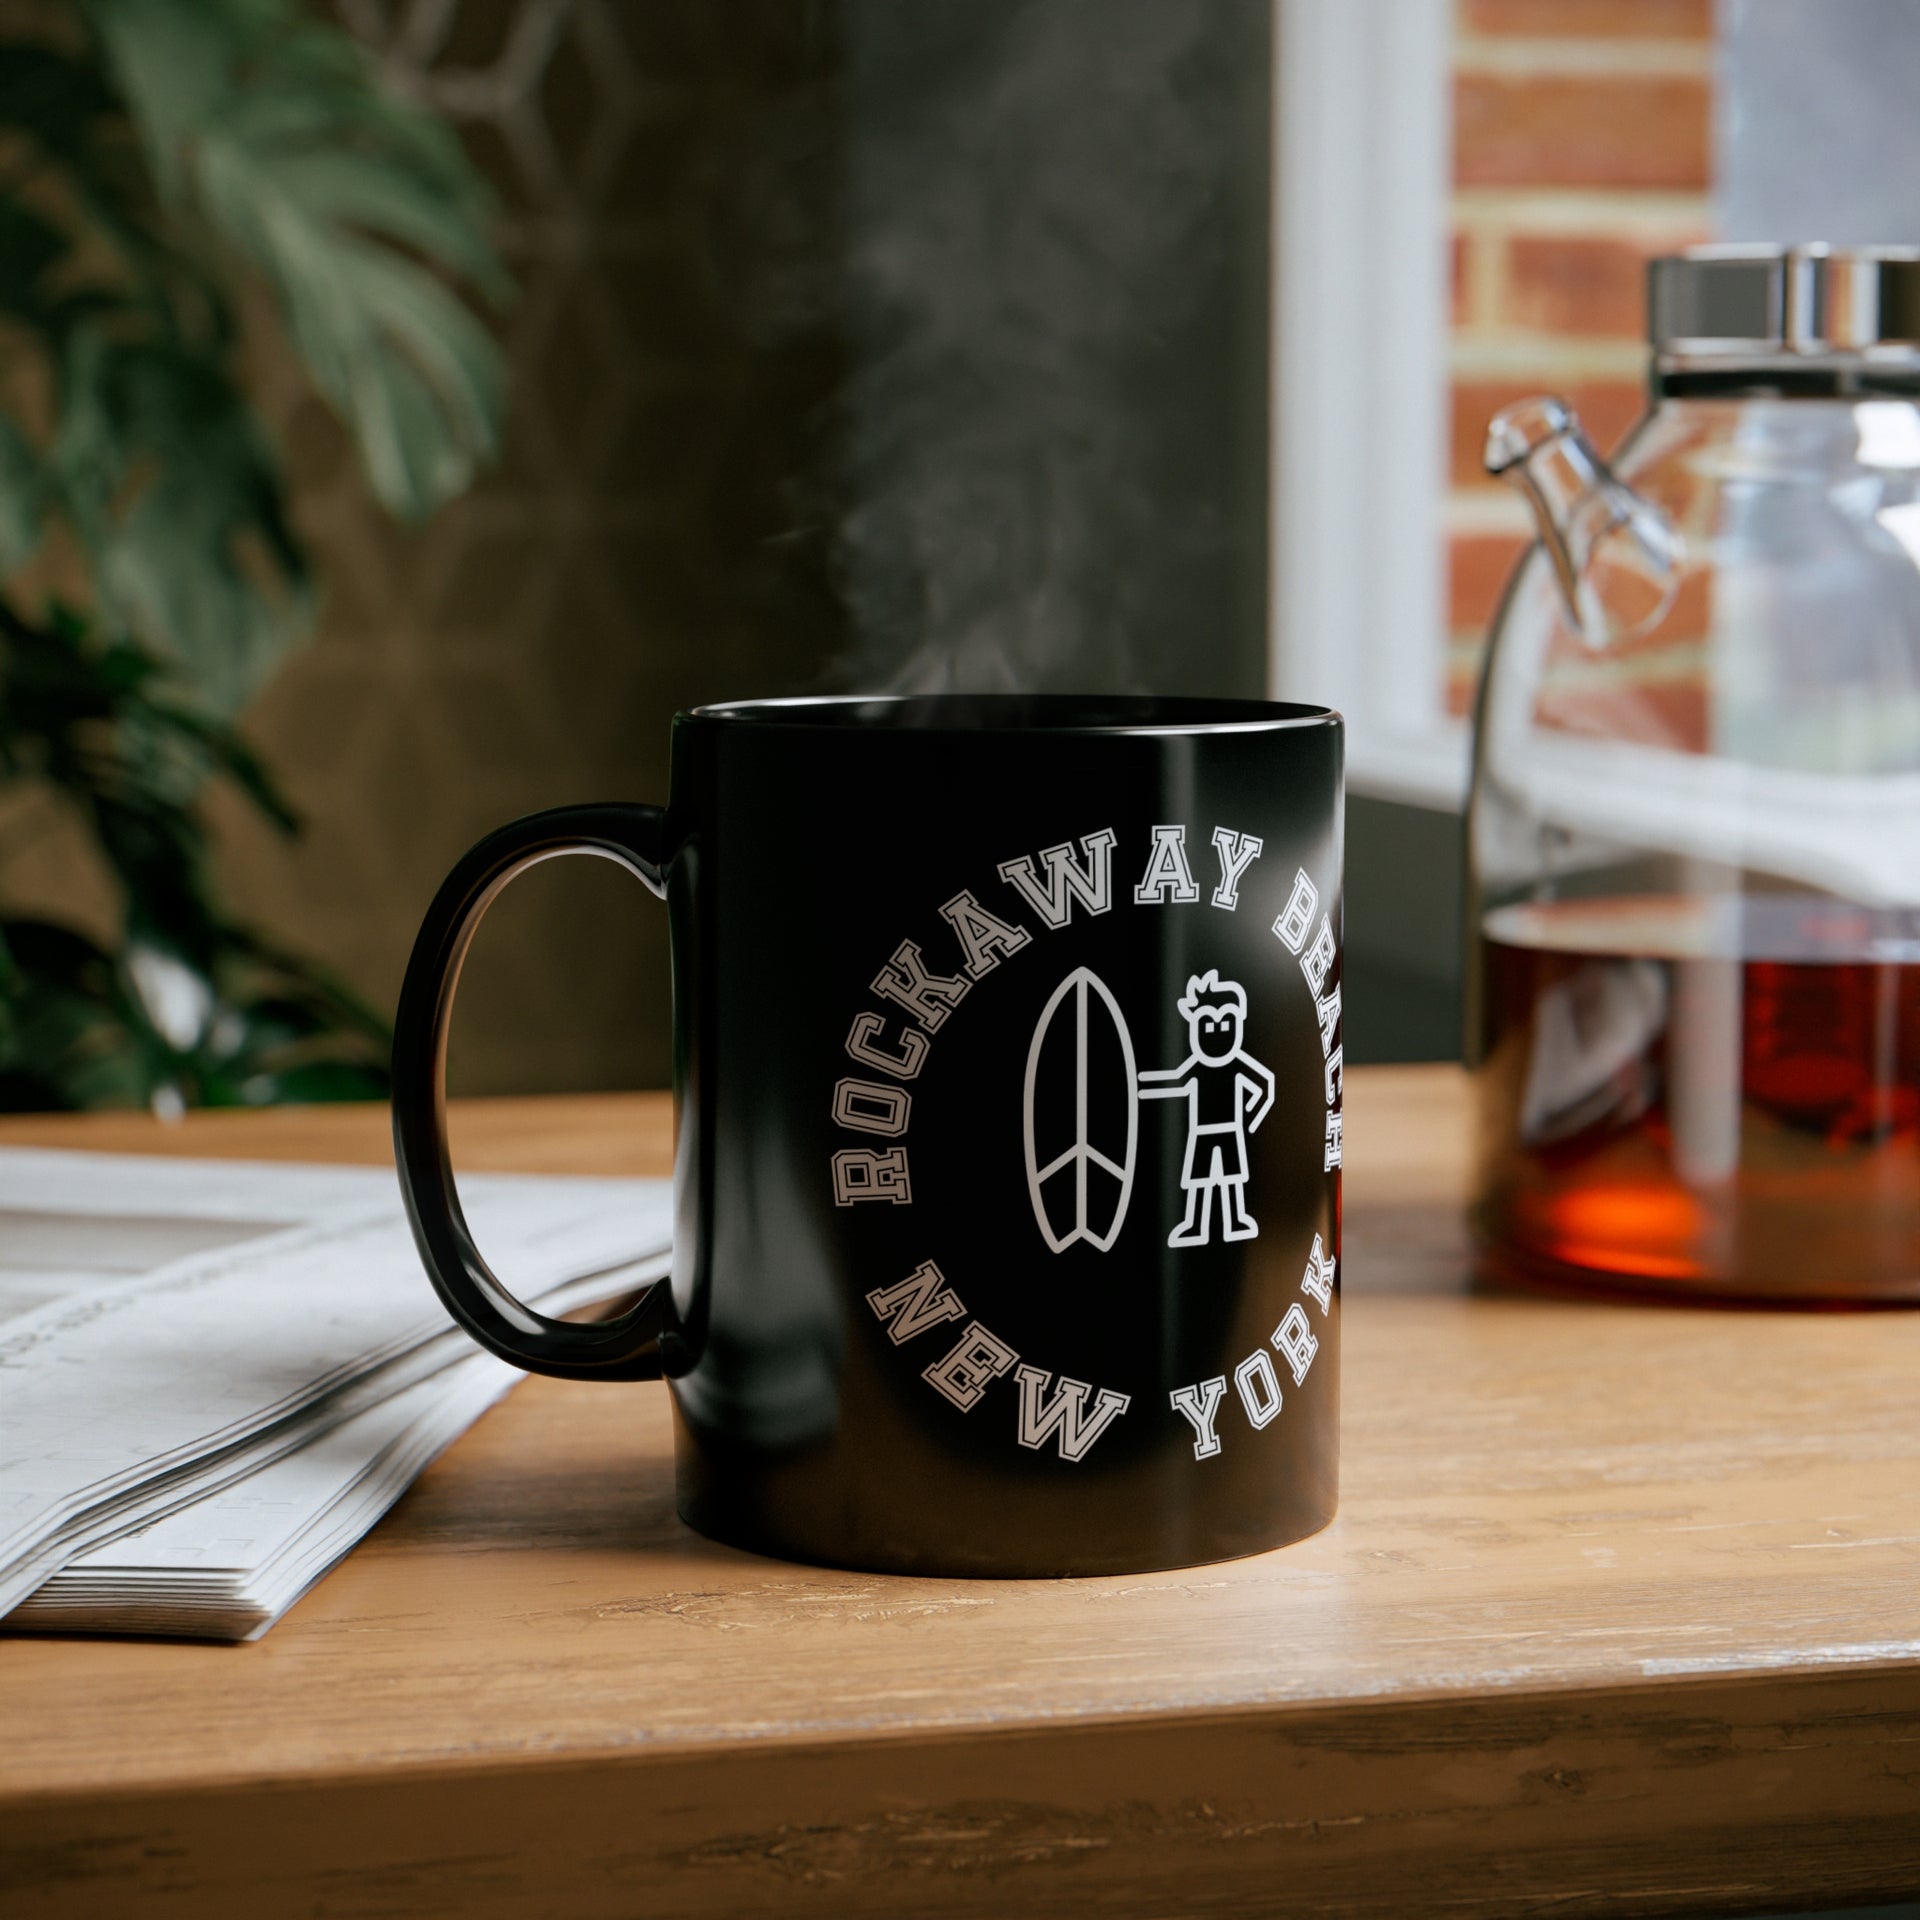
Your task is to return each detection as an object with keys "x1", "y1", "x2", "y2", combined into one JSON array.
[
  {"x1": 0, "y1": 46, "x2": 118, "y2": 154},
  {"x1": 0, "y1": 0, "x2": 485, "y2": 1112},
  {"x1": 143, "y1": 697, "x2": 299, "y2": 832},
  {"x1": 0, "y1": 917, "x2": 152, "y2": 1110},
  {"x1": 0, "y1": 199, "x2": 70, "y2": 324},
  {"x1": 0, "y1": 416, "x2": 45, "y2": 571},
  {"x1": 0, "y1": 39, "x2": 198, "y2": 326},
  {"x1": 43, "y1": 326, "x2": 312, "y2": 710},
  {"x1": 86, "y1": 0, "x2": 508, "y2": 521}
]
